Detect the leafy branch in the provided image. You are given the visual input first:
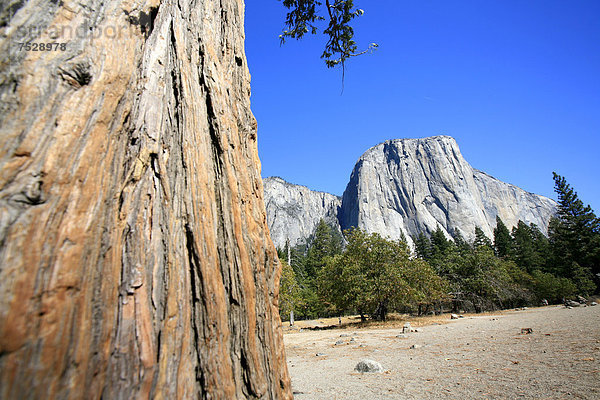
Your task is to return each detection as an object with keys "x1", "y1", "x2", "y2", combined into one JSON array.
[{"x1": 279, "y1": 0, "x2": 377, "y2": 69}]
